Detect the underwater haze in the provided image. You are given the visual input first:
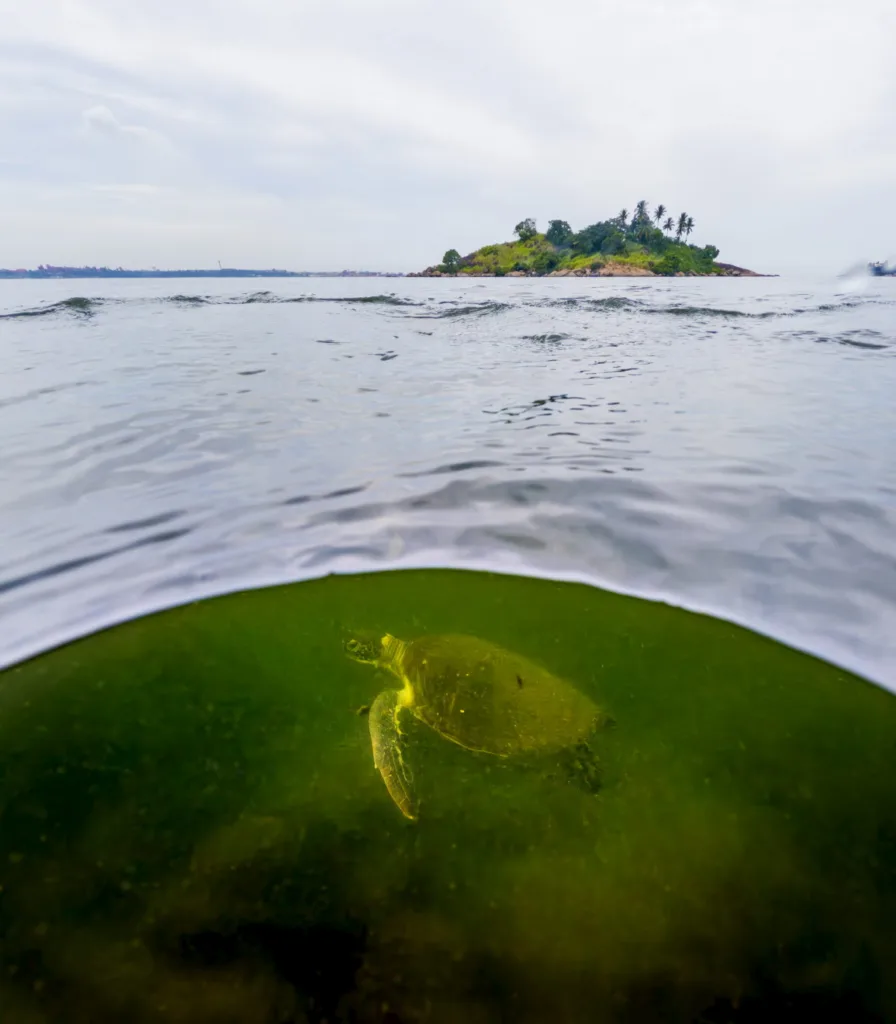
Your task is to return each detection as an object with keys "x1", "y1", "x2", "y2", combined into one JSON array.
[{"x1": 1, "y1": 275, "x2": 896, "y2": 1021}]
